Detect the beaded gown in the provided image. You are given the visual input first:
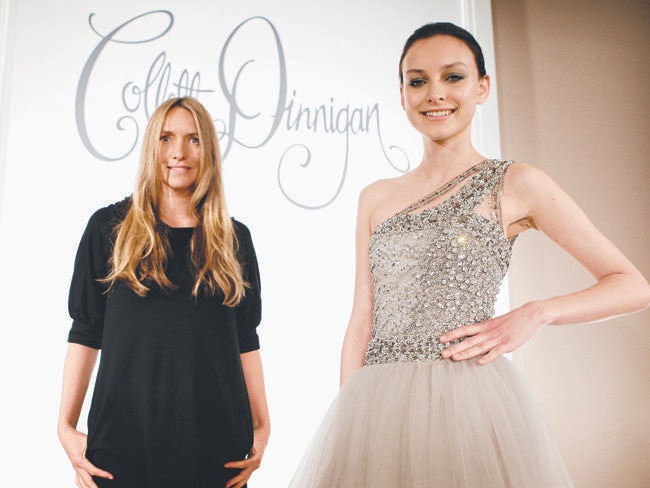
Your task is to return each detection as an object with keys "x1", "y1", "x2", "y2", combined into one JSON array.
[{"x1": 289, "y1": 160, "x2": 573, "y2": 487}]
